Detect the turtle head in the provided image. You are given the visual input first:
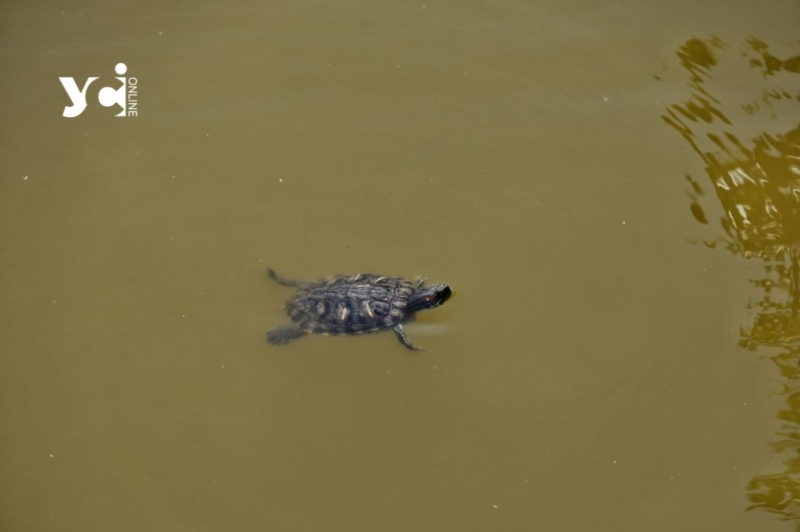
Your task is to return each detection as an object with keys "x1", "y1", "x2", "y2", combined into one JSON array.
[{"x1": 407, "y1": 283, "x2": 452, "y2": 313}]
